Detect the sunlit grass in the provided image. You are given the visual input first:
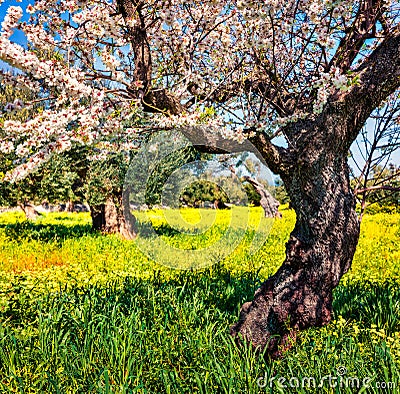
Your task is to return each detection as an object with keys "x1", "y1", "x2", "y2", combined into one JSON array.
[{"x1": 0, "y1": 207, "x2": 399, "y2": 392}]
